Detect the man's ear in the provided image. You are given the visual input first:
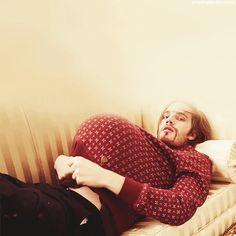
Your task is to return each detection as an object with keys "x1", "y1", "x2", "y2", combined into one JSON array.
[{"x1": 187, "y1": 131, "x2": 197, "y2": 141}]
